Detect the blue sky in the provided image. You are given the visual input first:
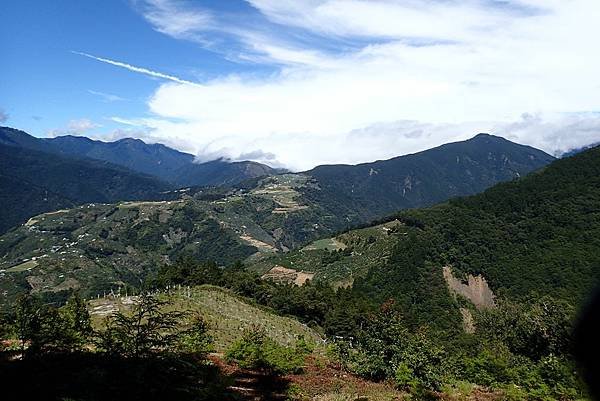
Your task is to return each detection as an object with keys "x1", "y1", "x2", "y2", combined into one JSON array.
[
  {"x1": 1, "y1": 0, "x2": 253, "y2": 137},
  {"x1": 2, "y1": 0, "x2": 600, "y2": 170}
]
